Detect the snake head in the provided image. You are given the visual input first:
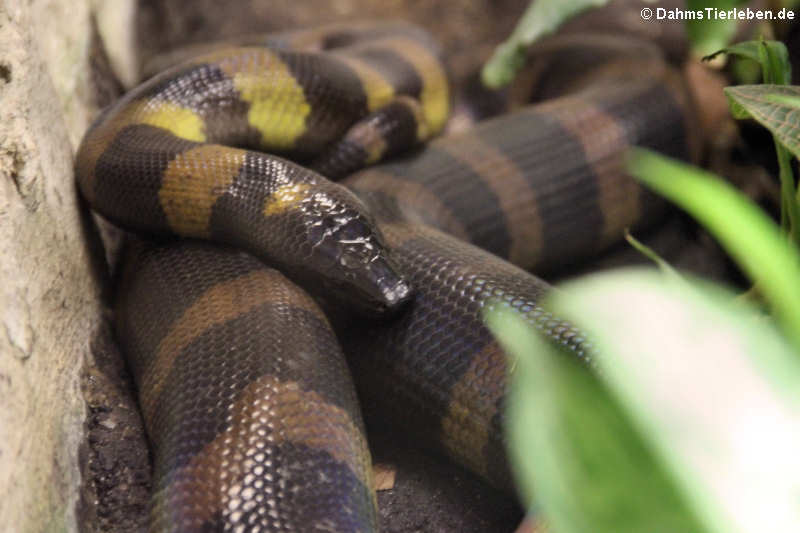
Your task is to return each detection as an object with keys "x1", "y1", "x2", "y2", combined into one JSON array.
[
  {"x1": 212, "y1": 155, "x2": 412, "y2": 316},
  {"x1": 308, "y1": 212, "x2": 412, "y2": 315}
]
